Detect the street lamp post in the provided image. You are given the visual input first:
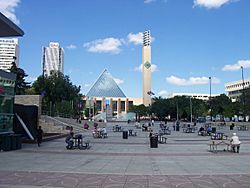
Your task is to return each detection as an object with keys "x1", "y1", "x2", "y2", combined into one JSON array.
[
  {"x1": 176, "y1": 102, "x2": 179, "y2": 122},
  {"x1": 147, "y1": 91, "x2": 155, "y2": 119},
  {"x1": 241, "y1": 66, "x2": 245, "y2": 122},
  {"x1": 190, "y1": 97, "x2": 192, "y2": 124},
  {"x1": 209, "y1": 77, "x2": 212, "y2": 121}
]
